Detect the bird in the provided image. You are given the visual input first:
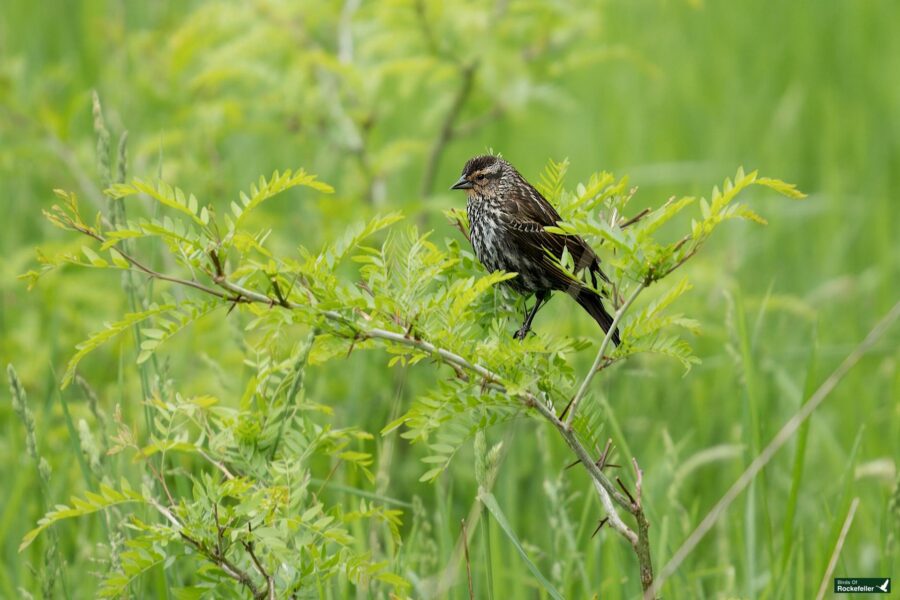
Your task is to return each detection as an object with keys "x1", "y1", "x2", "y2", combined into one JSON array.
[{"x1": 450, "y1": 154, "x2": 620, "y2": 344}]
